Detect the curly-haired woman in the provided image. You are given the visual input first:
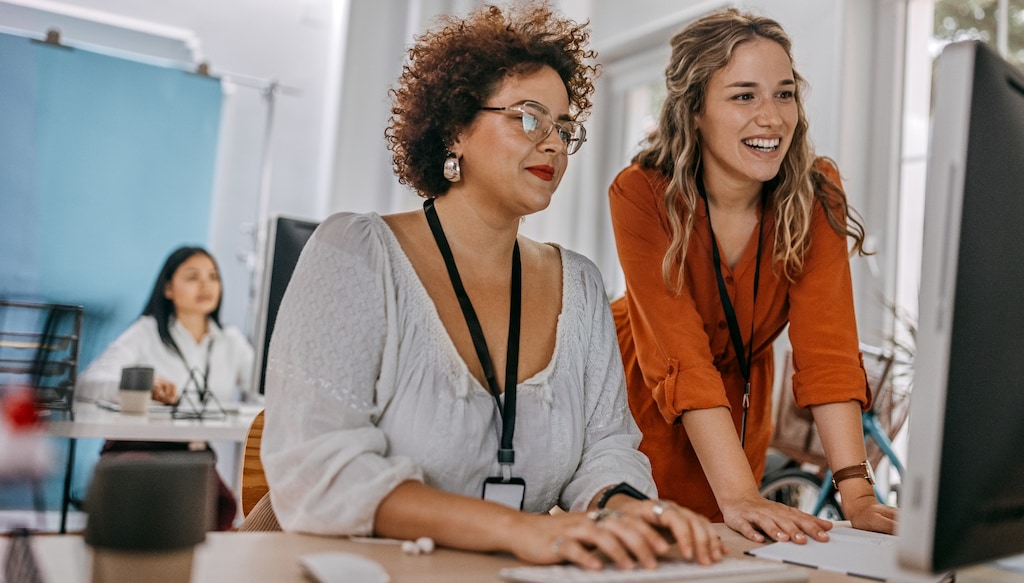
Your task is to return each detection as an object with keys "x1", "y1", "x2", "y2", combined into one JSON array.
[{"x1": 256, "y1": 1, "x2": 722, "y2": 570}]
